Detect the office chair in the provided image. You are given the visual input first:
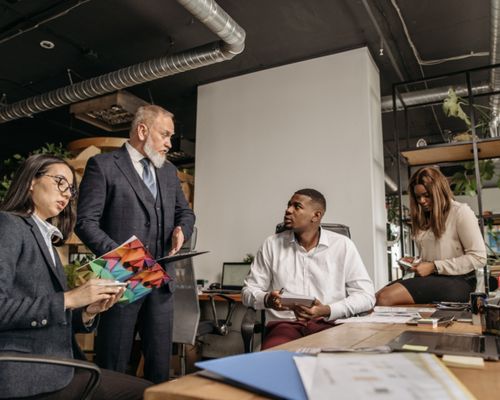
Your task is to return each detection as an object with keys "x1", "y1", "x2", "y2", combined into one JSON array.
[
  {"x1": 241, "y1": 223, "x2": 351, "y2": 353},
  {"x1": 0, "y1": 354, "x2": 101, "y2": 400},
  {"x1": 172, "y1": 228, "x2": 237, "y2": 375}
]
